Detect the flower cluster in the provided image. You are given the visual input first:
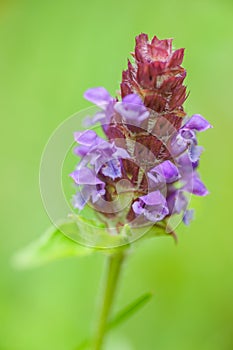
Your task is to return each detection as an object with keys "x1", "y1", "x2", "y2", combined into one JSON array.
[{"x1": 70, "y1": 34, "x2": 212, "y2": 229}]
